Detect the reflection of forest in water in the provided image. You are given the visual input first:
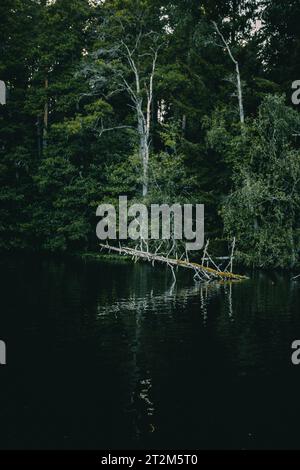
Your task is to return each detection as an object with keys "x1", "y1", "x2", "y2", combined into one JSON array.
[
  {"x1": 1, "y1": 256, "x2": 300, "y2": 449},
  {"x1": 93, "y1": 264, "x2": 300, "y2": 443}
]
